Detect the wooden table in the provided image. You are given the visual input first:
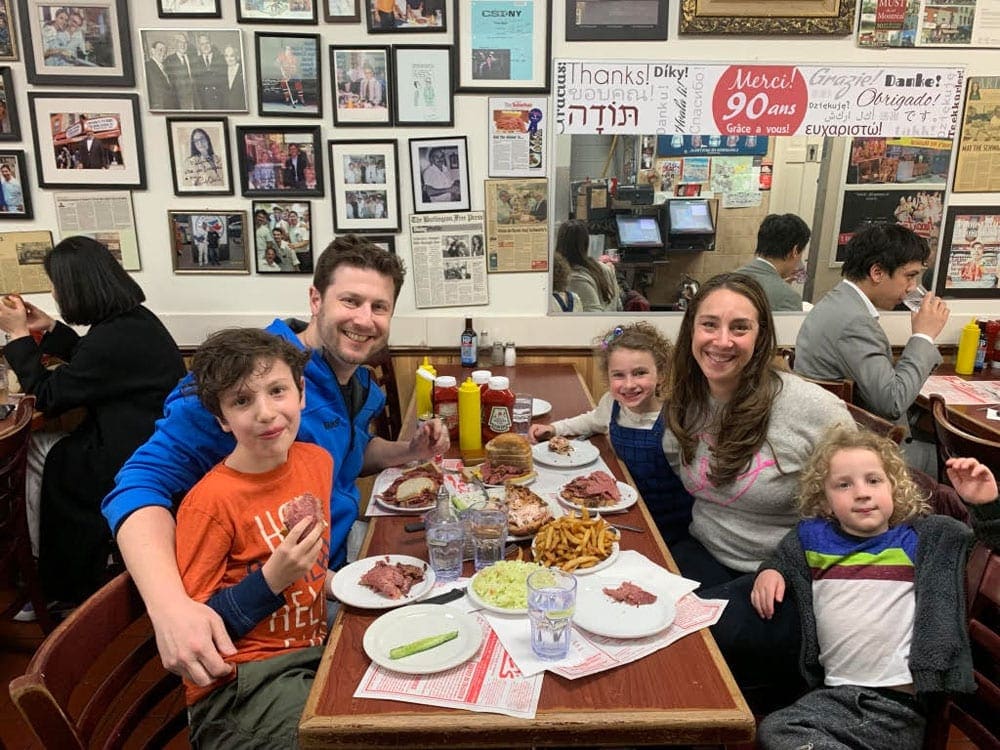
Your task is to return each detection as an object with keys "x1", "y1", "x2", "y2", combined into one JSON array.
[
  {"x1": 917, "y1": 364, "x2": 1000, "y2": 441},
  {"x1": 300, "y1": 363, "x2": 755, "y2": 749}
]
